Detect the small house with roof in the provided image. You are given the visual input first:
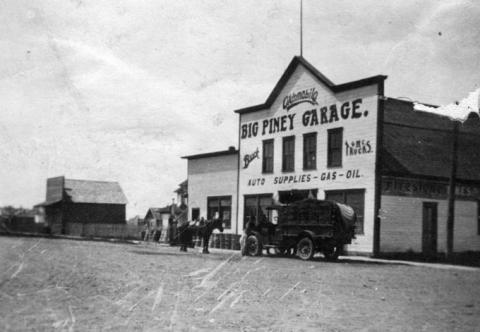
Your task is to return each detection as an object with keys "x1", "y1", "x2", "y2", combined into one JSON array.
[
  {"x1": 174, "y1": 180, "x2": 188, "y2": 207},
  {"x1": 144, "y1": 207, "x2": 169, "y2": 229},
  {"x1": 35, "y1": 176, "x2": 128, "y2": 234}
]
